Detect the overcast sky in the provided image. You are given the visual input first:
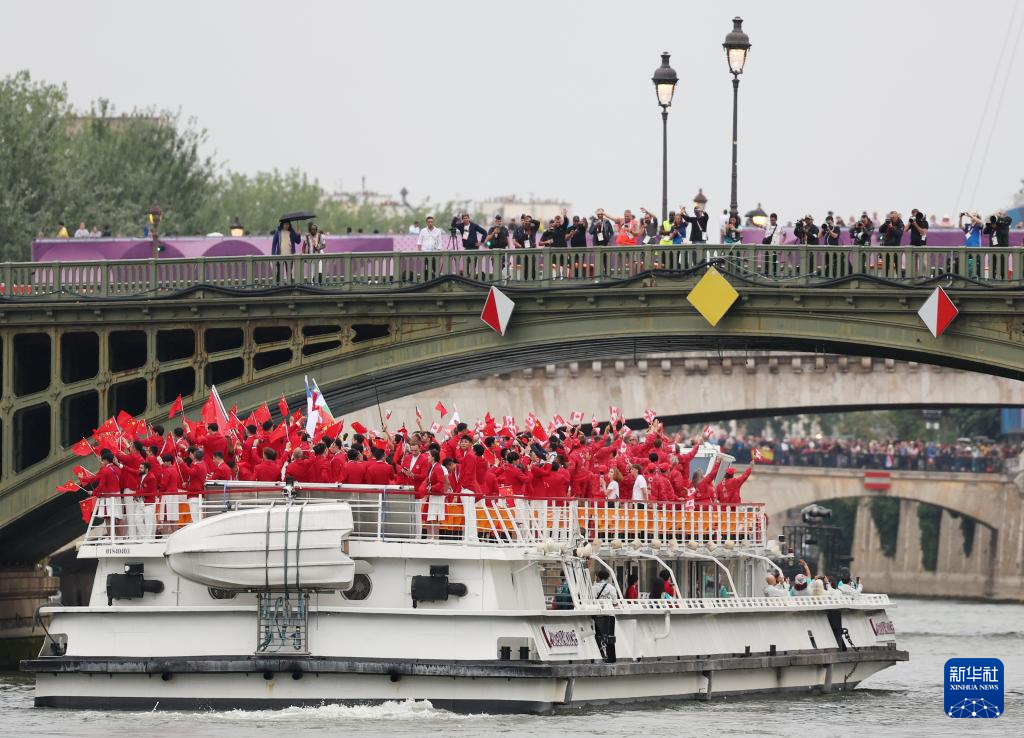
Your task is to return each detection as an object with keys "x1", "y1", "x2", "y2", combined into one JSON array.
[{"x1": 3, "y1": 0, "x2": 1022, "y2": 221}]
